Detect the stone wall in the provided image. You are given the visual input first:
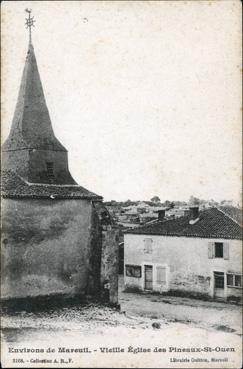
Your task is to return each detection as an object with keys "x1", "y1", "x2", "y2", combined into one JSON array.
[
  {"x1": 2, "y1": 150, "x2": 29, "y2": 181},
  {"x1": 100, "y1": 226, "x2": 119, "y2": 305},
  {"x1": 87, "y1": 204, "x2": 103, "y2": 297},
  {"x1": 1, "y1": 198, "x2": 93, "y2": 299},
  {"x1": 2, "y1": 149, "x2": 75, "y2": 184},
  {"x1": 91, "y1": 202, "x2": 119, "y2": 306},
  {"x1": 1, "y1": 197, "x2": 119, "y2": 305}
]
